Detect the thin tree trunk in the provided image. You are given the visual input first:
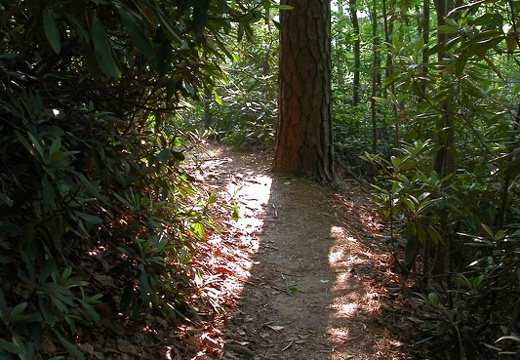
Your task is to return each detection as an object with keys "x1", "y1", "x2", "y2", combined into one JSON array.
[
  {"x1": 336, "y1": 1, "x2": 345, "y2": 89},
  {"x1": 370, "y1": 0, "x2": 378, "y2": 154},
  {"x1": 348, "y1": 0, "x2": 361, "y2": 106},
  {"x1": 433, "y1": 0, "x2": 455, "y2": 178},
  {"x1": 274, "y1": 0, "x2": 335, "y2": 186},
  {"x1": 432, "y1": 0, "x2": 455, "y2": 276},
  {"x1": 382, "y1": 0, "x2": 398, "y2": 147}
]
